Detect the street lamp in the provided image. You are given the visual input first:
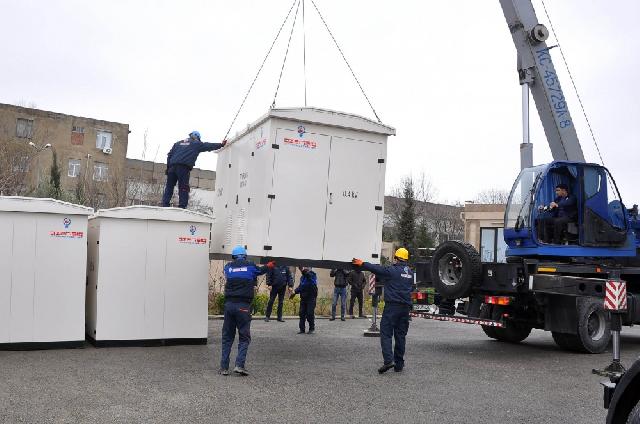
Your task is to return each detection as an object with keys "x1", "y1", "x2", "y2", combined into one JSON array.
[{"x1": 28, "y1": 142, "x2": 52, "y2": 186}]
